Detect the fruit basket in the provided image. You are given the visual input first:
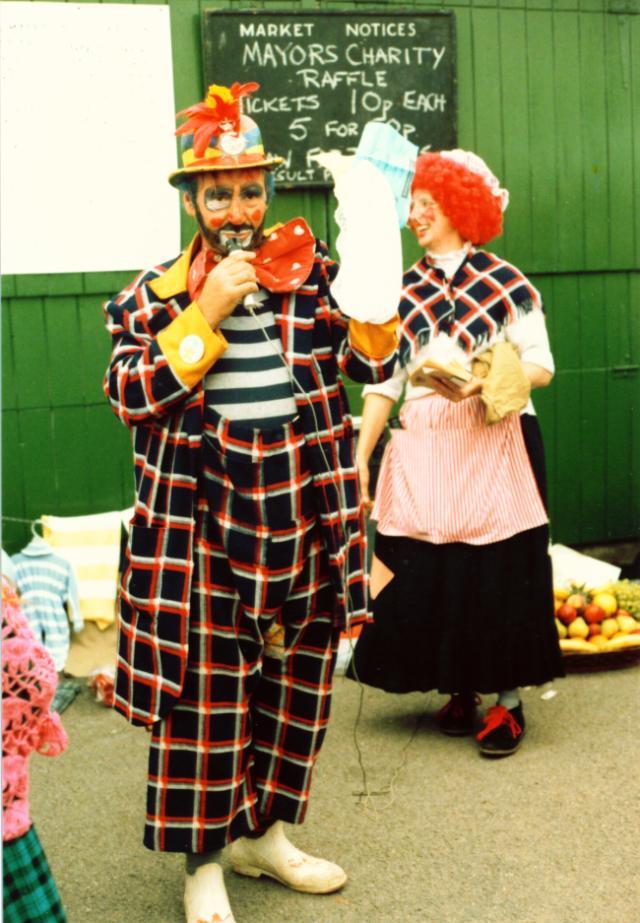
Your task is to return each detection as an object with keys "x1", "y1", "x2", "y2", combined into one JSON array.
[{"x1": 555, "y1": 580, "x2": 640, "y2": 656}]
